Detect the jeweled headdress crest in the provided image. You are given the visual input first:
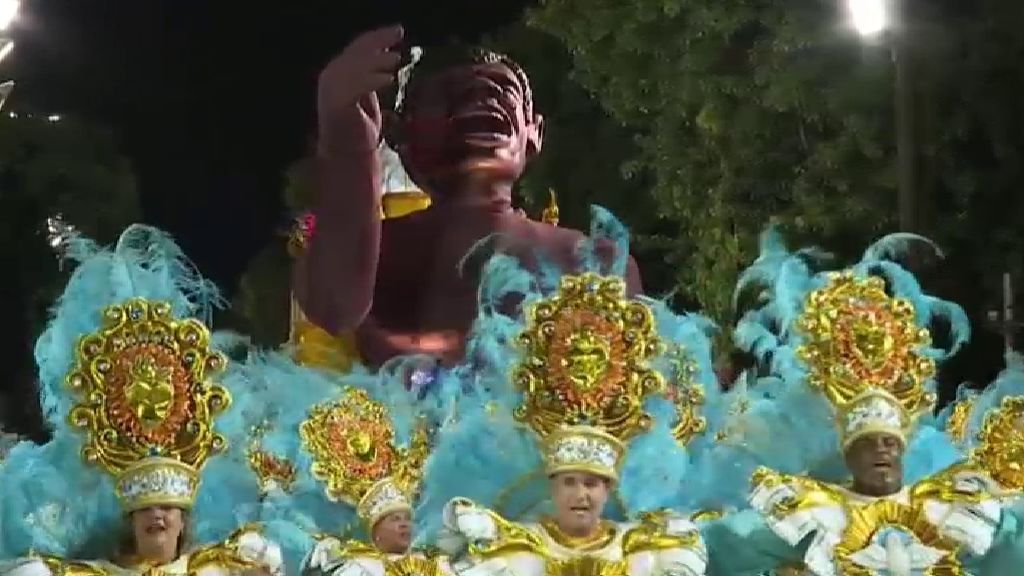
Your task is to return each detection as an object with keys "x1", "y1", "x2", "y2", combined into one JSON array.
[
  {"x1": 512, "y1": 273, "x2": 664, "y2": 480},
  {"x1": 65, "y1": 298, "x2": 231, "y2": 511},
  {"x1": 796, "y1": 273, "x2": 936, "y2": 449},
  {"x1": 970, "y1": 395, "x2": 1024, "y2": 492},
  {"x1": 299, "y1": 387, "x2": 430, "y2": 529}
]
